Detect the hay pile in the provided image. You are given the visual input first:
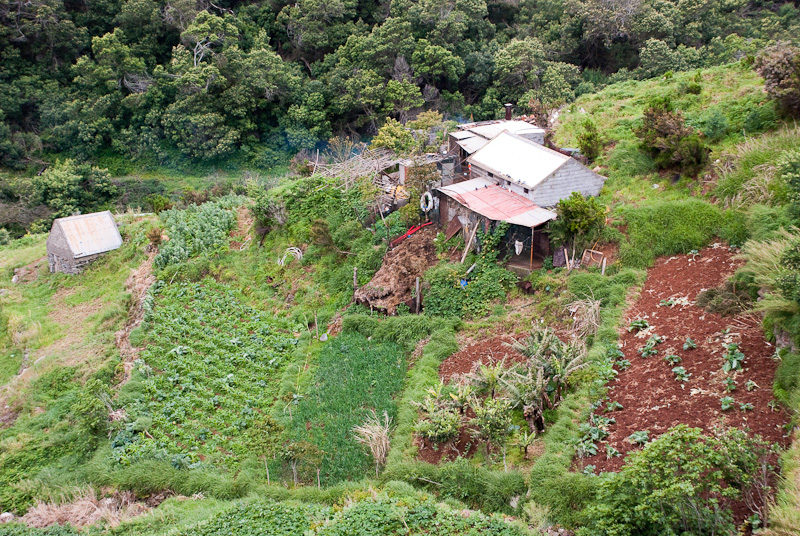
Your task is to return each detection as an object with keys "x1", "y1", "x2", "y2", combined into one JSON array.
[
  {"x1": 355, "y1": 226, "x2": 438, "y2": 314},
  {"x1": 21, "y1": 488, "x2": 149, "y2": 529}
]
